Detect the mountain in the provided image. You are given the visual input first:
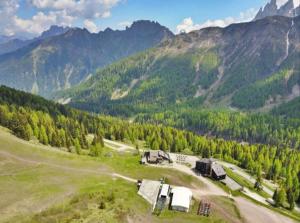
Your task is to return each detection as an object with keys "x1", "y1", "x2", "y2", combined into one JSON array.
[
  {"x1": 254, "y1": 0, "x2": 300, "y2": 20},
  {"x1": 38, "y1": 25, "x2": 70, "y2": 40},
  {"x1": 0, "y1": 21, "x2": 174, "y2": 97},
  {"x1": 0, "y1": 39, "x2": 29, "y2": 55},
  {"x1": 0, "y1": 25, "x2": 70, "y2": 55},
  {"x1": 0, "y1": 35, "x2": 22, "y2": 44},
  {"x1": 56, "y1": 15, "x2": 300, "y2": 116}
]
